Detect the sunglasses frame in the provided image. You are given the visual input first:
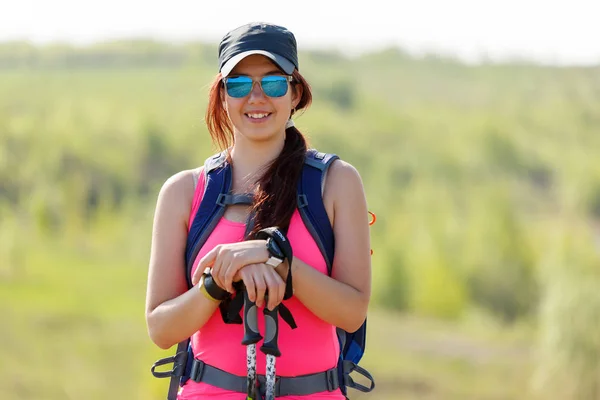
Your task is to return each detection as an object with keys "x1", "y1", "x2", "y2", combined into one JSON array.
[{"x1": 222, "y1": 74, "x2": 294, "y2": 98}]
